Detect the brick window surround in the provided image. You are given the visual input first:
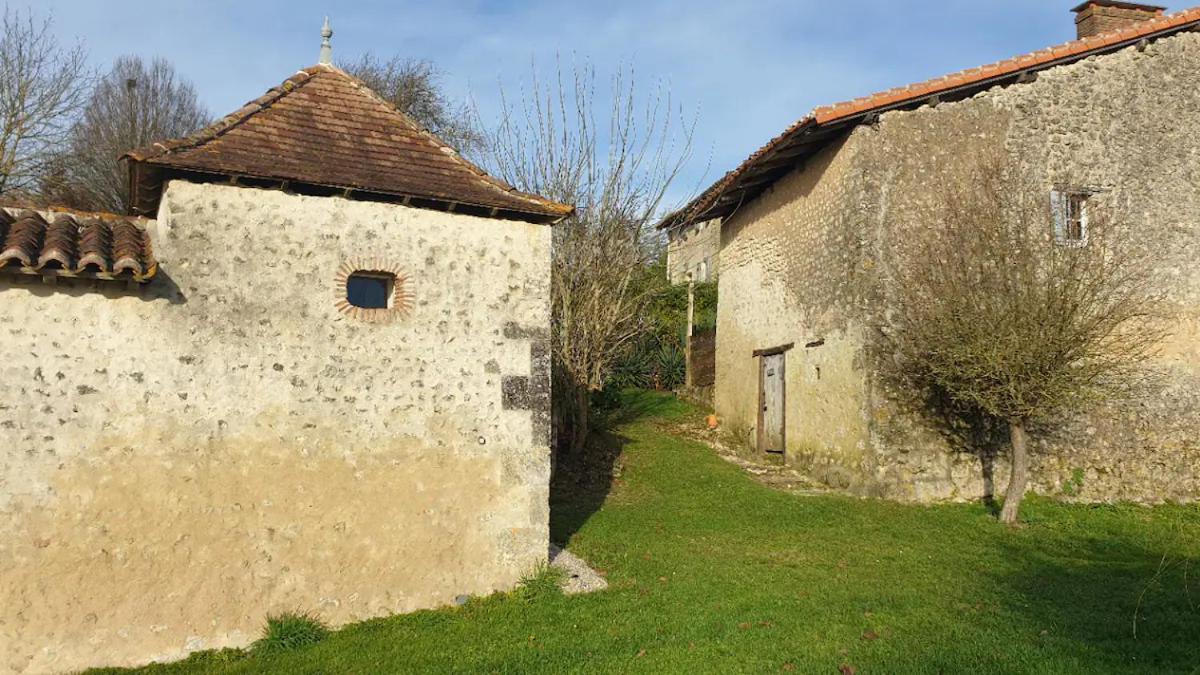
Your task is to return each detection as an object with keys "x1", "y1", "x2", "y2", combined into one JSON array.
[{"x1": 334, "y1": 258, "x2": 413, "y2": 323}]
